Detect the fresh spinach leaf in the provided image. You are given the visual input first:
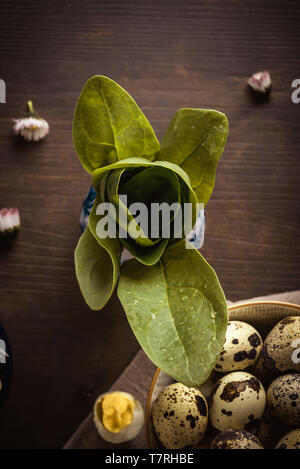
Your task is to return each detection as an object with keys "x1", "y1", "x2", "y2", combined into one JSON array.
[
  {"x1": 118, "y1": 239, "x2": 228, "y2": 386},
  {"x1": 74, "y1": 227, "x2": 122, "y2": 311},
  {"x1": 157, "y1": 108, "x2": 229, "y2": 205},
  {"x1": 92, "y1": 158, "x2": 198, "y2": 265},
  {"x1": 106, "y1": 168, "x2": 156, "y2": 248},
  {"x1": 73, "y1": 77, "x2": 230, "y2": 384},
  {"x1": 99, "y1": 165, "x2": 172, "y2": 264},
  {"x1": 121, "y1": 236, "x2": 170, "y2": 266},
  {"x1": 73, "y1": 76, "x2": 160, "y2": 174},
  {"x1": 120, "y1": 166, "x2": 181, "y2": 237},
  {"x1": 92, "y1": 157, "x2": 152, "y2": 192}
]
